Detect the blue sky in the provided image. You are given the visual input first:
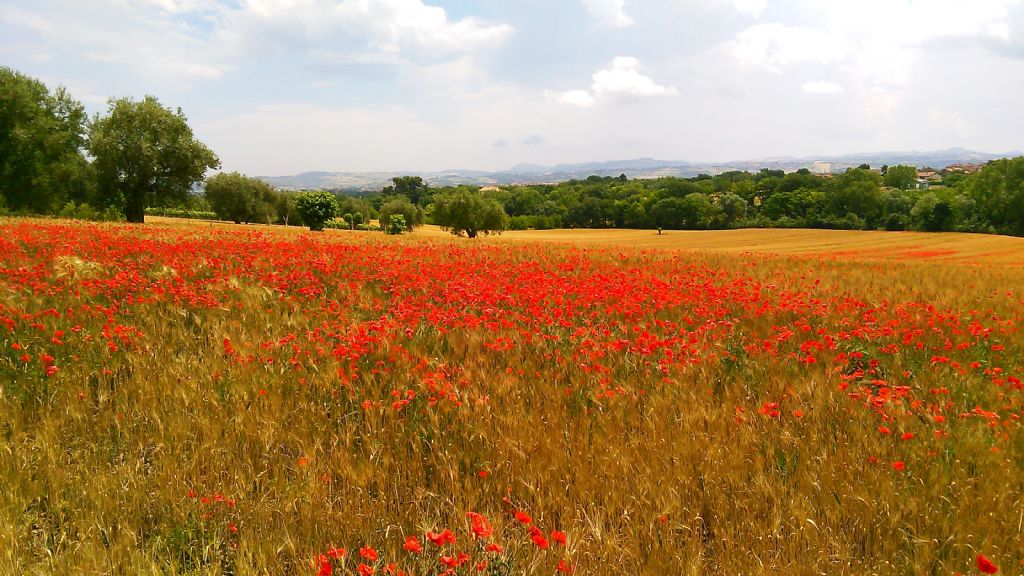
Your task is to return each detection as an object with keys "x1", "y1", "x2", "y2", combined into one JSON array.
[{"x1": 2, "y1": 0, "x2": 1023, "y2": 175}]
